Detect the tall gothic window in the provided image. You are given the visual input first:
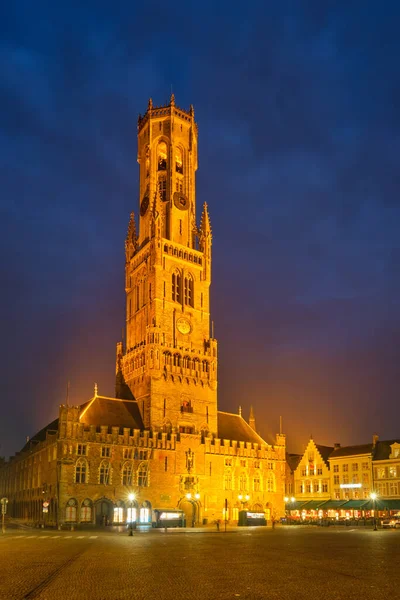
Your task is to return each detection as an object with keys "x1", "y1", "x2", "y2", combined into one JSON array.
[
  {"x1": 122, "y1": 462, "x2": 133, "y2": 486},
  {"x1": 253, "y1": 475, "x2": 261, "y2": 492},
  {"x1": 175, "y1": 147, "x2": 183, "y2": 173},
  {"x1": 99, "y1": 461, "x2": 111, "y2": 485},
  {"x1": 158, "y1": 142, "x2": 167, "y2": 170},
  {"x1": 224, "y1": 472, "x2": 232, "y2": 490},
  {"x1": 172, "y1": 272, "x2": 182, "y2": 302},
  {"x1": 184, "y1": 275, "x2": 194, "y2": 307},
  {"x1": 239, "y1": 473, "x2": 247, "y2": 491},
  {"x1": 267, "y1": 473, "x2": 275, "y2": 492},
  {"x1": 138, "y1": 463, "x2": 149, "y2": 487},
  {"x1": 75, "y1": 459, "x2": 87, "y2": 484}
]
